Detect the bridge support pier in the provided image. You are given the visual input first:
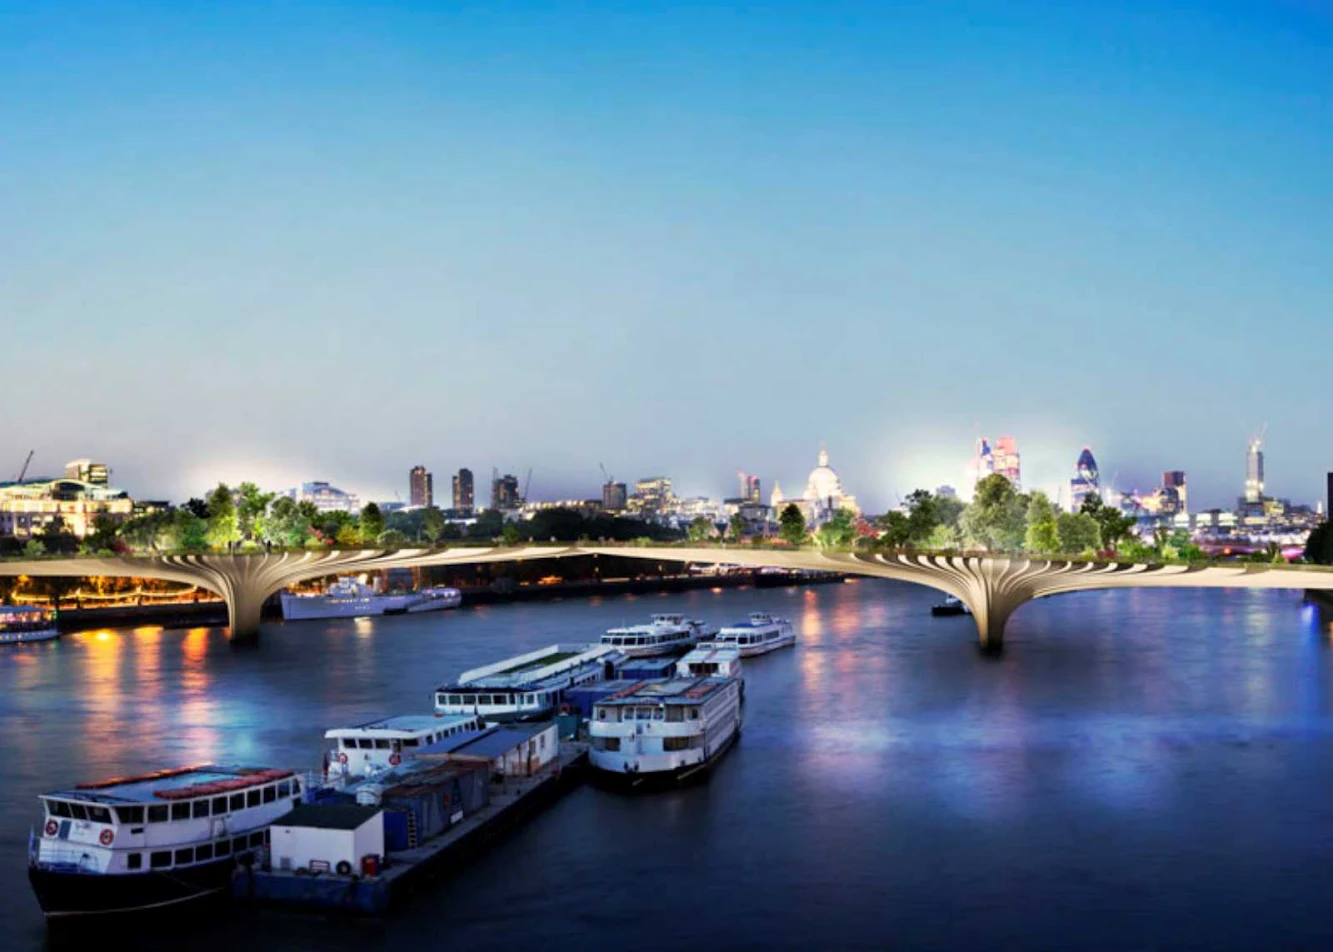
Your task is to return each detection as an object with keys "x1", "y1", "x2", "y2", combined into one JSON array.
[{"x1": 225, "y1": 589, "x2": 266, "y2": 642}]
